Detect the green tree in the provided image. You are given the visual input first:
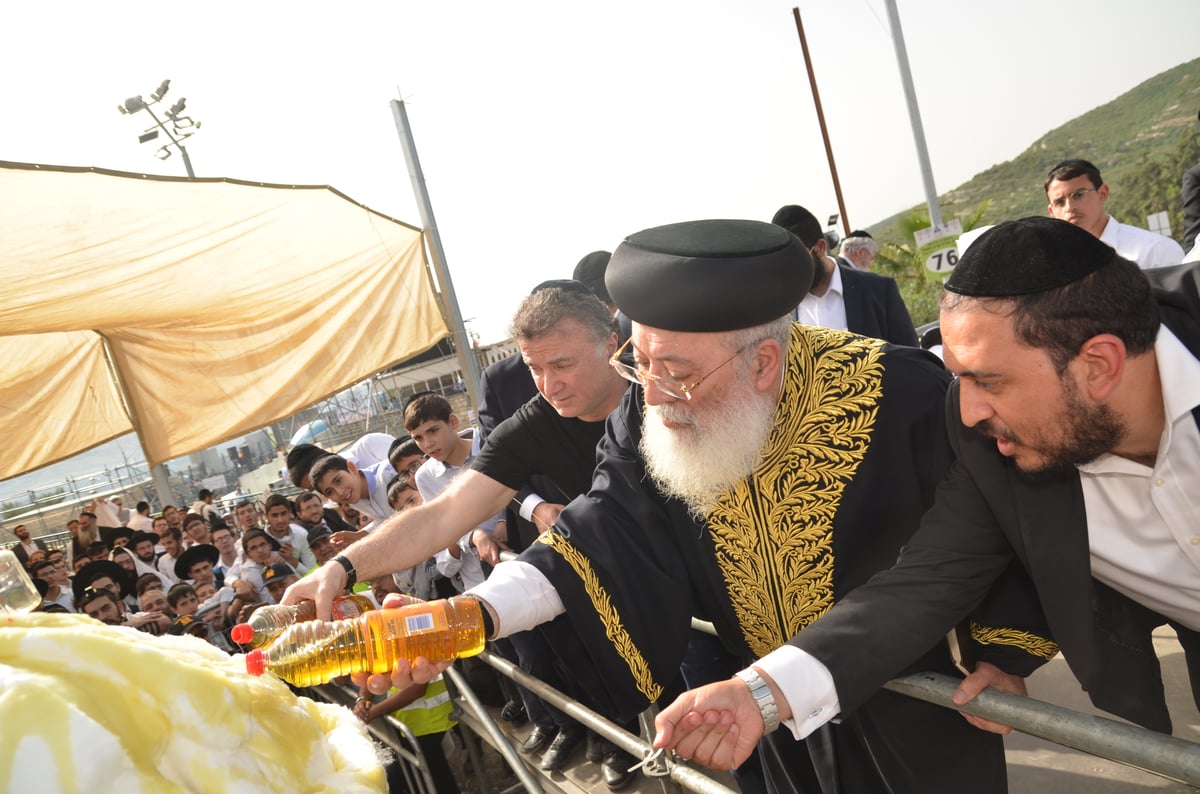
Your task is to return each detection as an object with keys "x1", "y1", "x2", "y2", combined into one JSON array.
[{"x1": 872, "y1": 201, "x2": 991, "y2": 327}]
